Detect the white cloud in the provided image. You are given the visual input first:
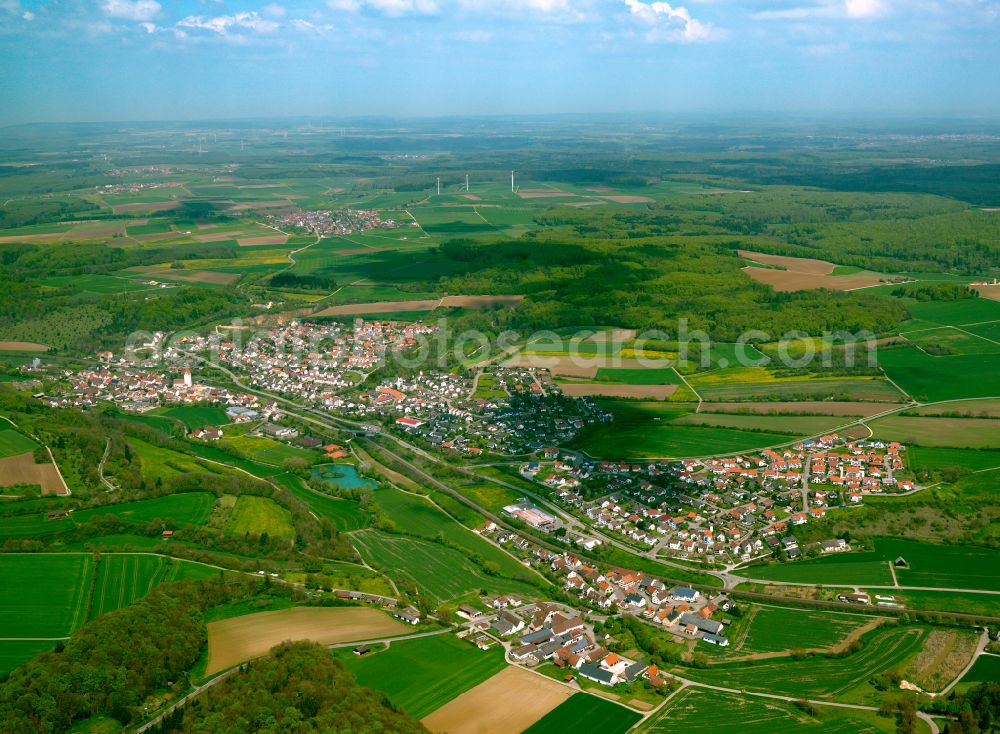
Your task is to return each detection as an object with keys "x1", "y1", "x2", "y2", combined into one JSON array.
[
  {"x1": 101, "y1": 0, "x2": 162, "y2": 22},
  {"x1": 845, "y1": 0, "x2": 888, "y2": 17},
  {"x1": 22, "y1": 9, "x2": 33, "y2": 18},
  {"x1": 262, "y1": 3, "x2": 287, "y2": 18},
  {"x1": 328, "y1": 0, "x2": 439, "y2": 15},
  {"x1": 754, "y1": 0, "x2": 889, "y2": 21},
  {"x1": 176, "y1": 11, "x2": 280, "y2": 35},
  {"x1": 624, "y1": 0, "x2": 724, "y2": 41}
]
